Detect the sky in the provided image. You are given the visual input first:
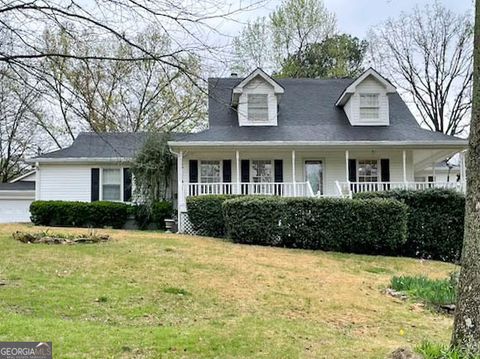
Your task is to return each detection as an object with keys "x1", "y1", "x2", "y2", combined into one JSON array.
[{"x1": 225, "y1": 0, "x2": 473, "y2": 39}]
